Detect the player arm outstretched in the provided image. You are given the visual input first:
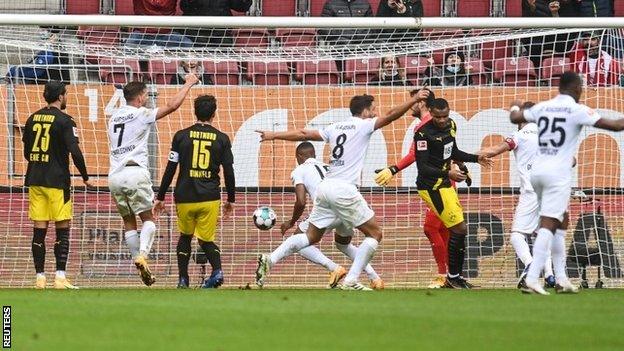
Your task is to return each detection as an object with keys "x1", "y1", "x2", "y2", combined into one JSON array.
[
  {"x1": 374, "y1": 142, "x2": 415, "y2": 186},
  {"x1": 280, "y1": 184, "x2": 307, "y2": 236},
  {"x1": 256, "y1": 129, "x2": 323, "y2": 142},
  {"x1": 374, "y1": 89, "x2": 429, "y2": 130},
  {"x1": 593, "y1": 117, "x2": 624, "y2": 131},
  {"x1": 155, "y1": 73, "x2": 199, "y2": 120},
  {"x1": 451, "y1": 143, "x2": 492, "y2": 168}
]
